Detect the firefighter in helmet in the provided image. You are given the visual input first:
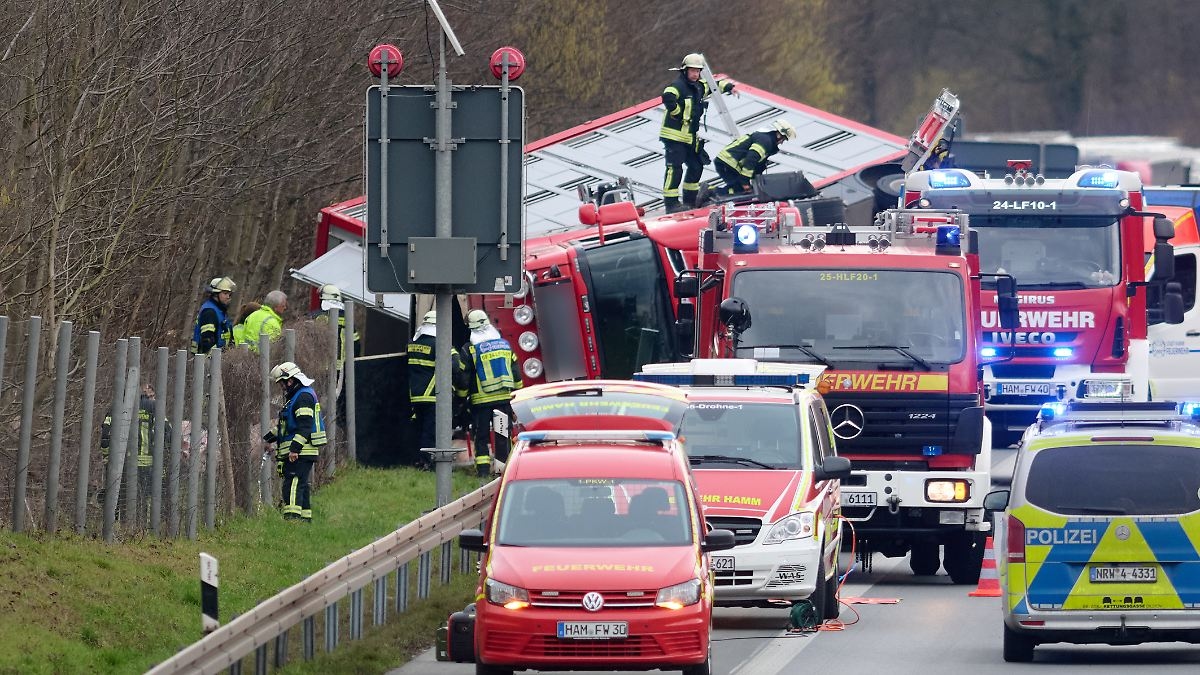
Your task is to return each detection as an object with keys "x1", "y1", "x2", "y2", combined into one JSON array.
[
  {"x1": 660, "y1": 53, "x2": 735, "y2": 213},
  {"x1": 191, "y1": 277, "x2": 236, "y2": 355},
  {"x1": 406, "y1": 310, "x2": 468, "y2": 467},
  {"x1": 462, "y1": 309, "x2": 523, "y2": 476},
  {"x1": 714, "y1": 119, "x2": 797, "y2": 195},
  {"x1": 310, "y1": 284, "x2": 359, "y2": 371},
  {"x1": 266, "y1": 361, "x2": 326, "y2": 521}
]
